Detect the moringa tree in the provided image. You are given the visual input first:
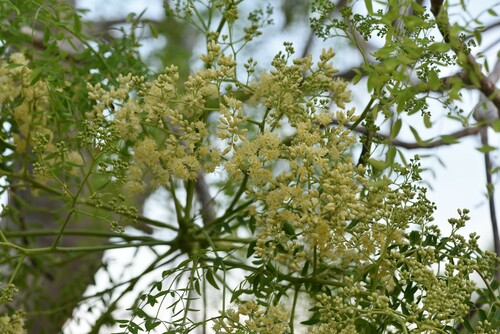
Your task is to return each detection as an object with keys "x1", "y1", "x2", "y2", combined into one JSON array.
[{"x1": 0, "y1": 0, "x2": 499, "y2": 333}]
